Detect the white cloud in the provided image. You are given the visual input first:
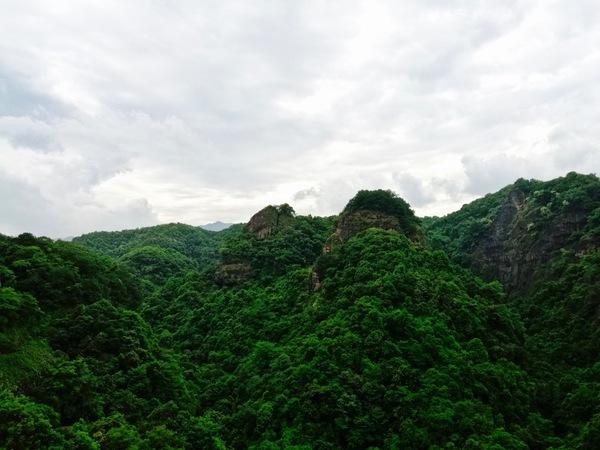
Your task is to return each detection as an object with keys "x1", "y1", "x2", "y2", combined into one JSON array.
[{"x1": 0, "y1": 0, "x2": 598, "y2": 237}]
